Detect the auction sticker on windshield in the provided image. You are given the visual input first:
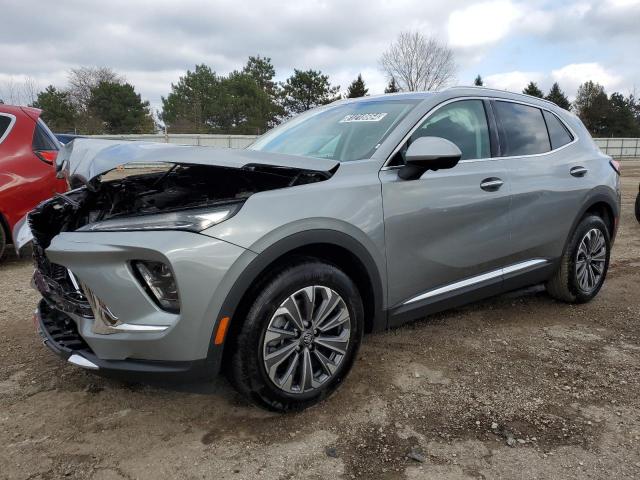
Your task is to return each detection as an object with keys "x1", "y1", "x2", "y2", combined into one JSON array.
[{"x1": 339, "y1": 113, "x2": 388, "y2": 123}]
